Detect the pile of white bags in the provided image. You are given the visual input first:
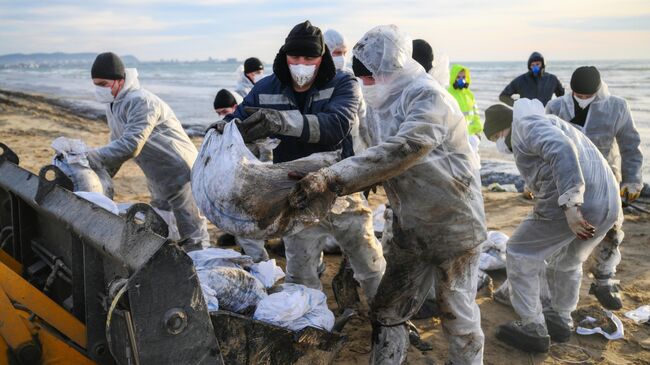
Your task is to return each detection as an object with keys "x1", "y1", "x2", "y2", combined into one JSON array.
[{"x1": 189, "y1": 248, "x2": 335, "y2": 331}]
